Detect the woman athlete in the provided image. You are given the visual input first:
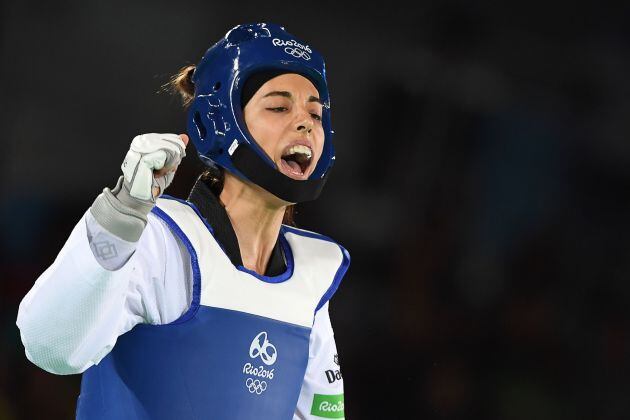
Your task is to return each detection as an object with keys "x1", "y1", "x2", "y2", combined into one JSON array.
[{"x1": 17, "y1": 23, "x2": 349, "y2": 419}]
